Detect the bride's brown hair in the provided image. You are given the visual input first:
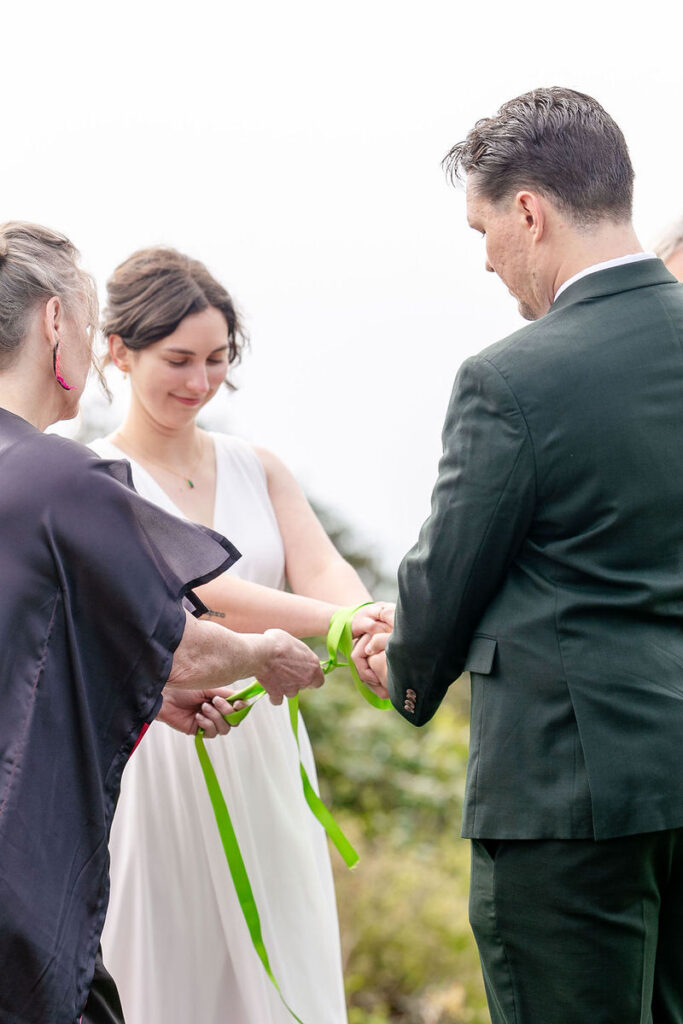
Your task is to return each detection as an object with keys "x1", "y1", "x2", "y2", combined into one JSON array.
[{"x1": 102, "y1": 247, "x2": 247, "y2": 388}]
